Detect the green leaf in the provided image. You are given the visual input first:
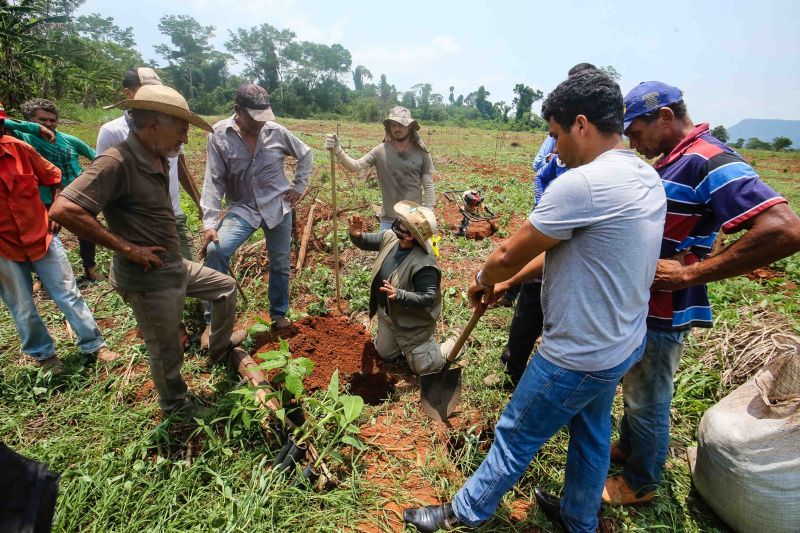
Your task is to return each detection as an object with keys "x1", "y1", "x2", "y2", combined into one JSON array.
[
  {"x1": 327, "y1": 370, "x2": 339, "y2": 401},
  {"x1": 341, "y1": 435, "x2": 366, "y2": 450},
  {"x1": 345, "y1": 424, "x2": 360, "y2": 433},
  {"x1": 254, "y1": 315, "x2": 270, "y2": 326},
  {"x1": 340, "y1": 395, "x2": 364, "y2": 424},
  {"x1": 222, "y1": 447, "x2": 233, "y2": 457},
  {"x1": 247, "y1": 322, "x2": 270, "y2": 337},
  {"x1": 292, "y1": 357, "x2": 314, "y2": 377},
  {"x1": 279, "y1": 338, "x2": 290, "y2": 352},
  {"x1": 274, "y1": 408, "x2": 285, "y2": 422},
  {"x1": 256, "y1": 354, "x2": 287, "y2": 370},
  {"x1": 285, "y1": 374, "x2": 304, "y2": 399},
  {"x1": 328, "y1": 450, "x2": 345, "y2": 464},
  {"x1": 242, "y1": 410, "x2": 252, "y2": 429}
]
